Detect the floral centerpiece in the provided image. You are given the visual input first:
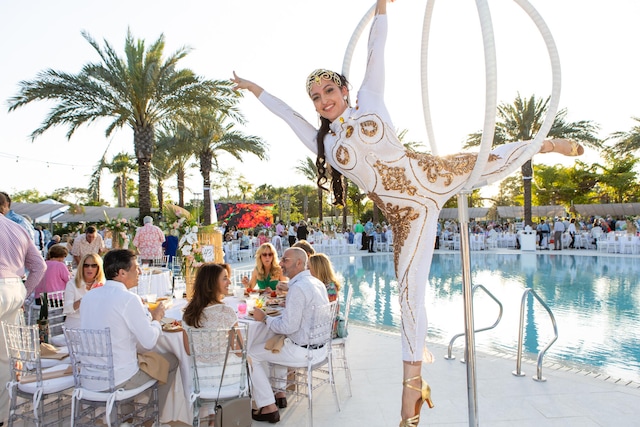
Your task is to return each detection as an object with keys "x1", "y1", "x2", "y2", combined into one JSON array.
[
  {"x1": 103, "y1": 212, "x2": 133, "y2": 249},
  {"x1": 178, "y1": 221, "x2": 203, "y2": 268}
]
